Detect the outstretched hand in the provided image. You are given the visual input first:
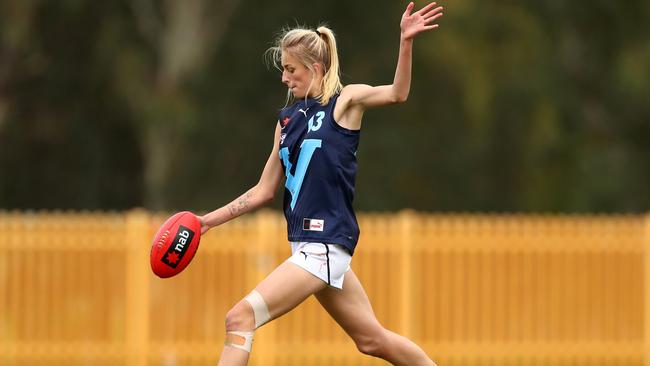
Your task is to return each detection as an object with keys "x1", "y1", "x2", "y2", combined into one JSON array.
[{"x1": 400, "y1": 1, "x2": 444, "y2": 40}]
